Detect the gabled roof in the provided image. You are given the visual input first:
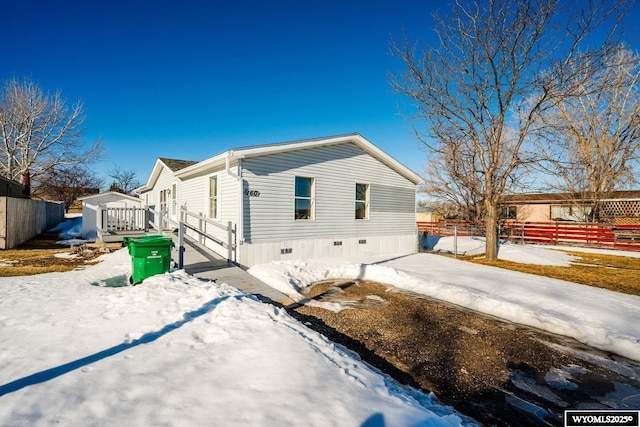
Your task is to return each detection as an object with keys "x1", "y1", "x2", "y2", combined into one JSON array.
[
  {"x1": 135, "y1": 134, "x2": 422, "y2": 194},
  {"x1": 176, "y1": 133, "x2": 423, "y2": 184},
  {"x1": 159, "y1": 158, "x2": 198, "y2": 172},
  {"x1": 135, "y1": 158, "x2": 198, "y2": 193}
]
